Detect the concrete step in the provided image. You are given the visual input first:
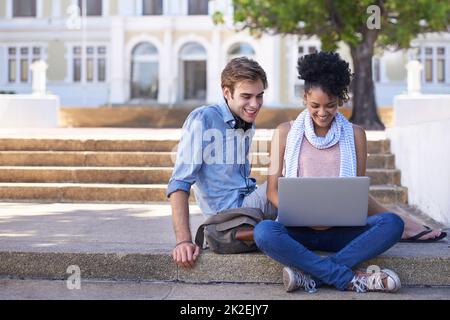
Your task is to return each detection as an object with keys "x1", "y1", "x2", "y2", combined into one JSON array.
[
  {"x1": 0, "y1": 151, "x2": 396, "y2": 169},
  {"x1": 0, "y1": 151, "x2": 178, "y2": 167},
  {"x1": 0, "y1": 183, "x2": 407, "y2": 204},
  {"x1": 0, "y1": 151, "x2": 268, "y2": 168},
  {"x1": 0, "y1": 167, "x2": 174, "y2": 184},
  {"x1": 367, "y1": 154, "x2": 395, "y2": 169},
  {"x1": 0, "y1": 167, "x2": 402, "y2": 186},
  {"x1": 1, "y1": 249, "x2": 448, "y2": 287},
  {"x1": 0, "y1": 203, "x2": 447, "y2": 287},
  {"x1": 0, "y1": 139, "x2": 180, "y2": 152},
  {"x1": 2, "y1": 279, "x2": 450, "y2": 300},
  {"x1": 0, "y1": 183, "x2": 168, "y2": 203},
  {"x1": 0, "y1": 138, "x2": 391, "y2": 154},
  {"x1": 369, "y1": 185, "x2": 408, "y2": 204},
  {"x1": 367, "y1": 169, "x2": 401, "y2": 185},
  {"x1": 58, "y1": 106, "x2": 395, "y2": 129}
]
